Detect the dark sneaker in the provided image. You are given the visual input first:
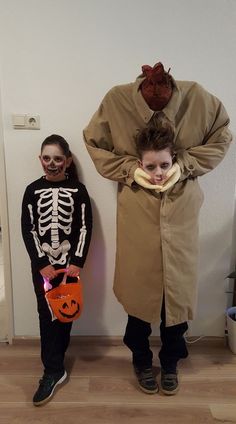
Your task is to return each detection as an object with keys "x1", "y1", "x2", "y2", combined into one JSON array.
[
  {"x1": 33, "y1": 370, "x2": 67, "y2": 406},
  {"x1": 160, "y1": 369, "x2": 179, "y2": 395},
  {"x1": 134, "y1": 366, "x2": 159, "y2": 394}
]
